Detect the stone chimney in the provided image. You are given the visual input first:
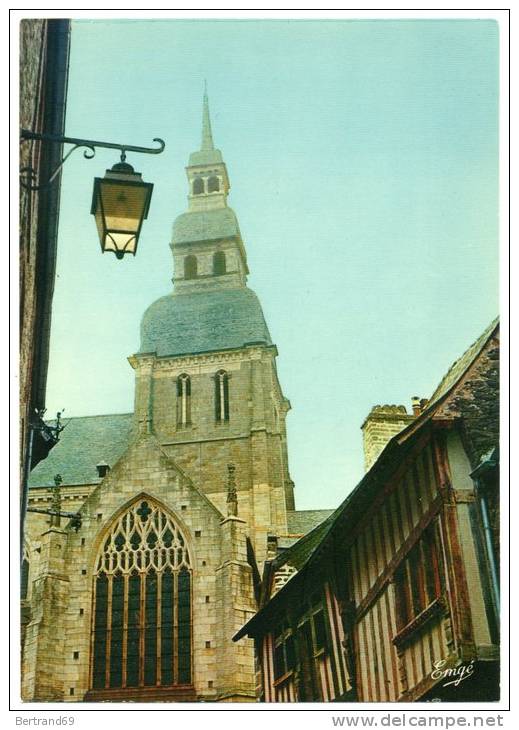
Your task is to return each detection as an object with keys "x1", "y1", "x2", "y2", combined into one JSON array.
[
  {"x1": 361, "y1": 404, "x2": 415, "y2": 472},
  {"x1": 411, "y1": 396, "x2": 430, "y2": 417}
]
